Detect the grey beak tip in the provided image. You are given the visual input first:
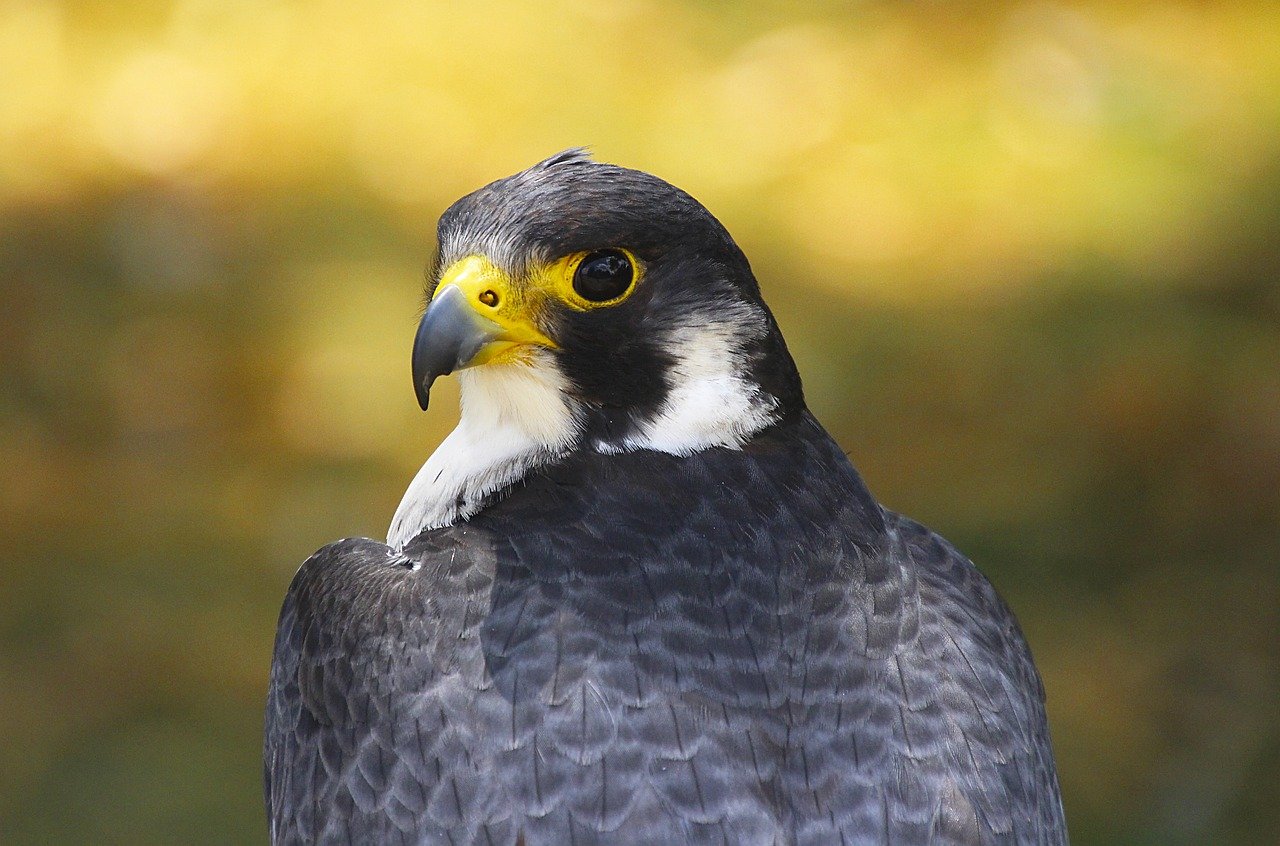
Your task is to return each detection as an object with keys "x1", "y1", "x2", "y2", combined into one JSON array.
[
  {"x1": 414, "y1": 375, "x2": 434, "y2": 411},
  {"x1": 411, "y1": 286, "x2": 500, "y2": 412}
]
